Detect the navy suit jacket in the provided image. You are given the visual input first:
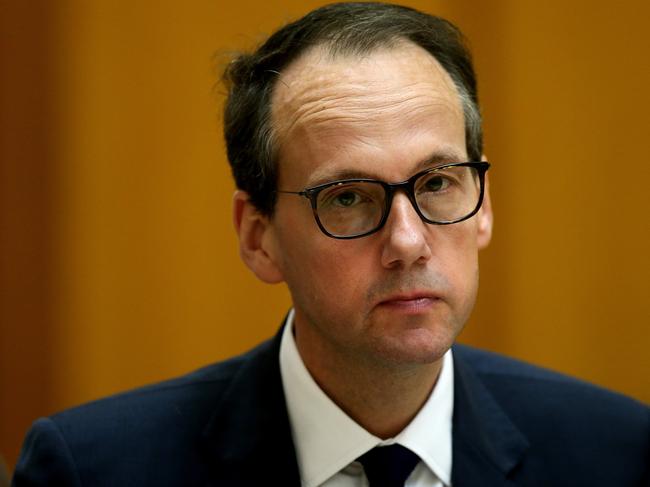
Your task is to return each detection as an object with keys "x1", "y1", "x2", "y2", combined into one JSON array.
[{"x1": 13, "y1": 329, "x2": 650, "y2": 486}]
